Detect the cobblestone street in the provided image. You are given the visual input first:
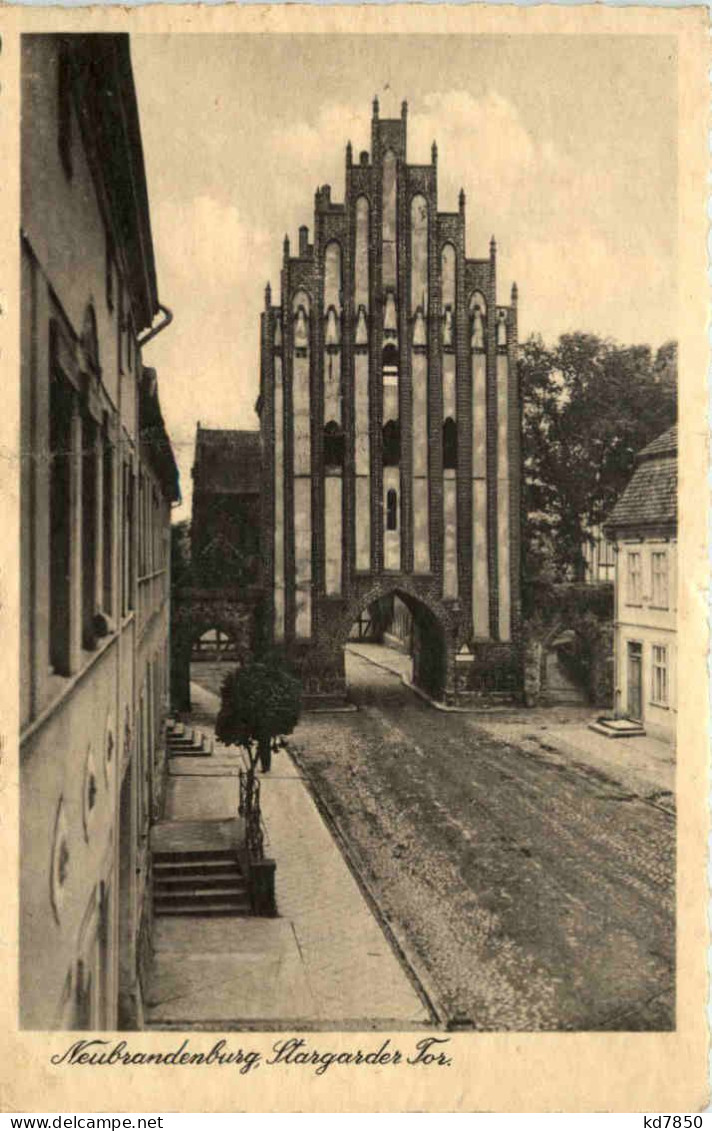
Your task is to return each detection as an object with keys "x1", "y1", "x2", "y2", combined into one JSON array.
[{"x1": 286, "y1": 648, "x2": 675, "y2": 1032}]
